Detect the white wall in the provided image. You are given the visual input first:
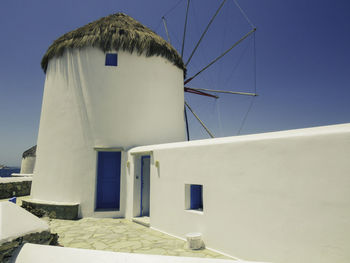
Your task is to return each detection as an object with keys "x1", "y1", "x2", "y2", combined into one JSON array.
[
  {"x1": 32, "y1": 47, "x2": 186, "y2": 217},
  {"x1": 0, "y1": 202, "x2": 49, "y2": 244},
  {"x1": 129, "y1": 124, "x2": 350, "y2": 263},
  {"x1": 20, "y1": 156, "x2": 36, "y2": 174},
  {"x1": 15, "y1": 243, "x2": 262, "y2": 263}
]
